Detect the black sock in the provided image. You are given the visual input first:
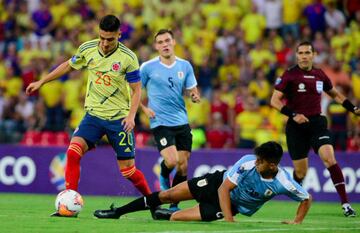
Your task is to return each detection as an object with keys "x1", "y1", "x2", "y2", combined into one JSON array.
[
  {"x1": 160, "y1": 160, "x2": 173, "y2": 178},
  {"x1": 115, "y1": 192, "x2": 162, "y2": 216},
  {"x1": 172, "y1": 173, "x2": 187, "y2": 187},
  {"x1": 293, "y1": 171, "x2": 304, "y2": 185}
]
